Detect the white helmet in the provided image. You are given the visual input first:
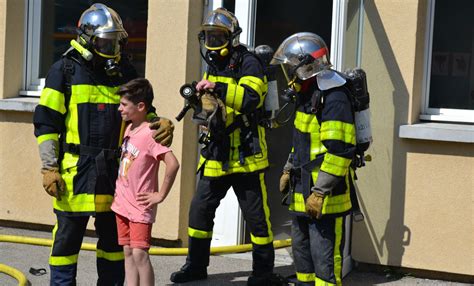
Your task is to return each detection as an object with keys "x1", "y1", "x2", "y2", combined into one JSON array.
[{"x1": 270, "y1": 32, "x2": 331, "y2": 82}]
